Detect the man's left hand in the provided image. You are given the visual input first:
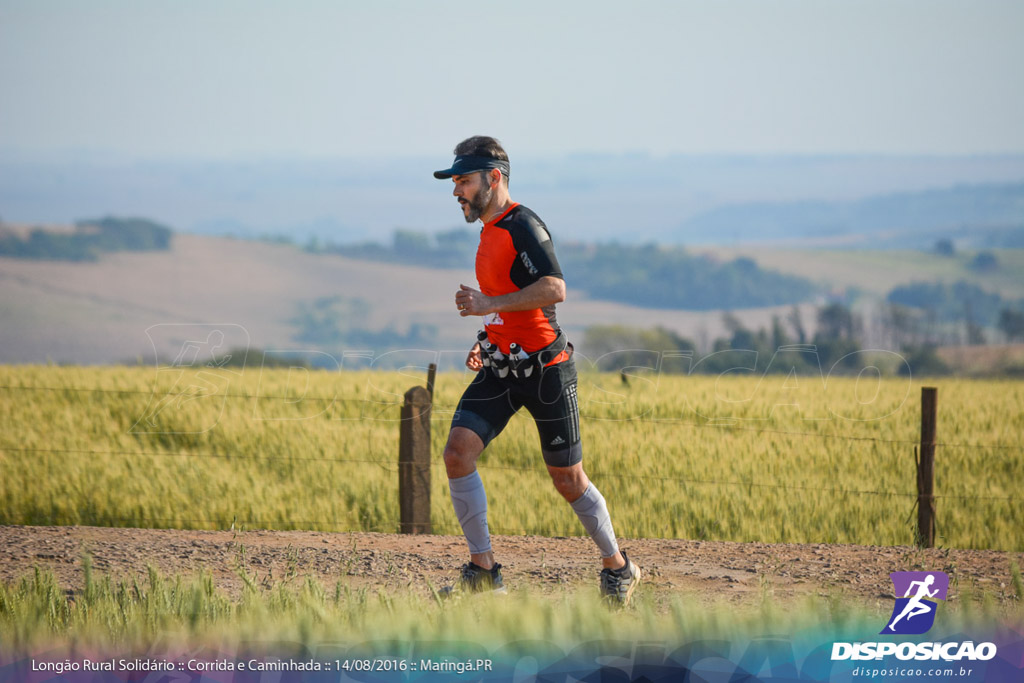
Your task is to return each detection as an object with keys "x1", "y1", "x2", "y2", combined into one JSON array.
[{"x1": 455, "y1": 284, "x2": 492, "y2": 317}]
